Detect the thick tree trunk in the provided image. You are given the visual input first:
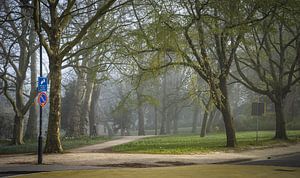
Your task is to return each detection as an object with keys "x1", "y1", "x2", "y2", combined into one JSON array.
[
  {"x1": 89, "y1": 85, "x2": 101, "y2": 136},
  {"x1": 12, "y1": 113, "x2": 24, "y2": 145},
  {"x1": 137, "y1": 87, "x2": 145, "y2": 135},
  {"x1": 274, "y1": 100, "x2": 288, "y2": 140},
  {"x1": 44, "y1": 58, "x2": 63, "y2": 153},
  {"x1": 12, "y1": 79, "x2": 25, "y2": 145},
  {"x1": 191, "y1": 105, "x2": 200, "y2": 133},
  {"x1": 80, "y1": 72, "x2": 96, "y2": 136},
  {"x1": 219, "y1": 78, "x2": 237, "y2": 147},
  {"x1": 68, "y1": 74, "x2": 86, "y2": 137}
]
